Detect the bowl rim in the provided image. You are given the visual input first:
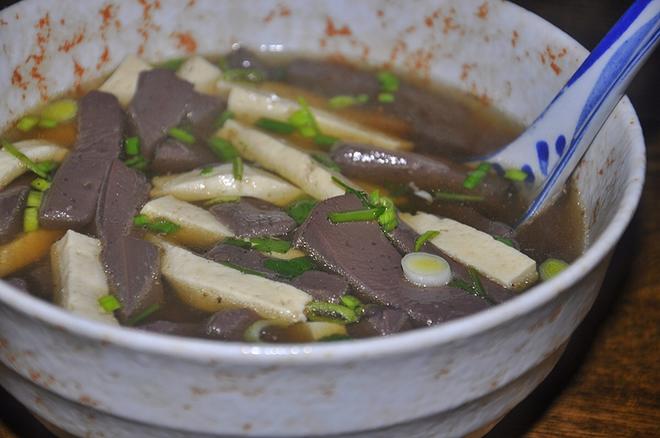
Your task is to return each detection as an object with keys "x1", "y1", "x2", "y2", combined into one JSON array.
[{"x1": 0, "y1": 0, "x2": 647, "y2": 365}]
